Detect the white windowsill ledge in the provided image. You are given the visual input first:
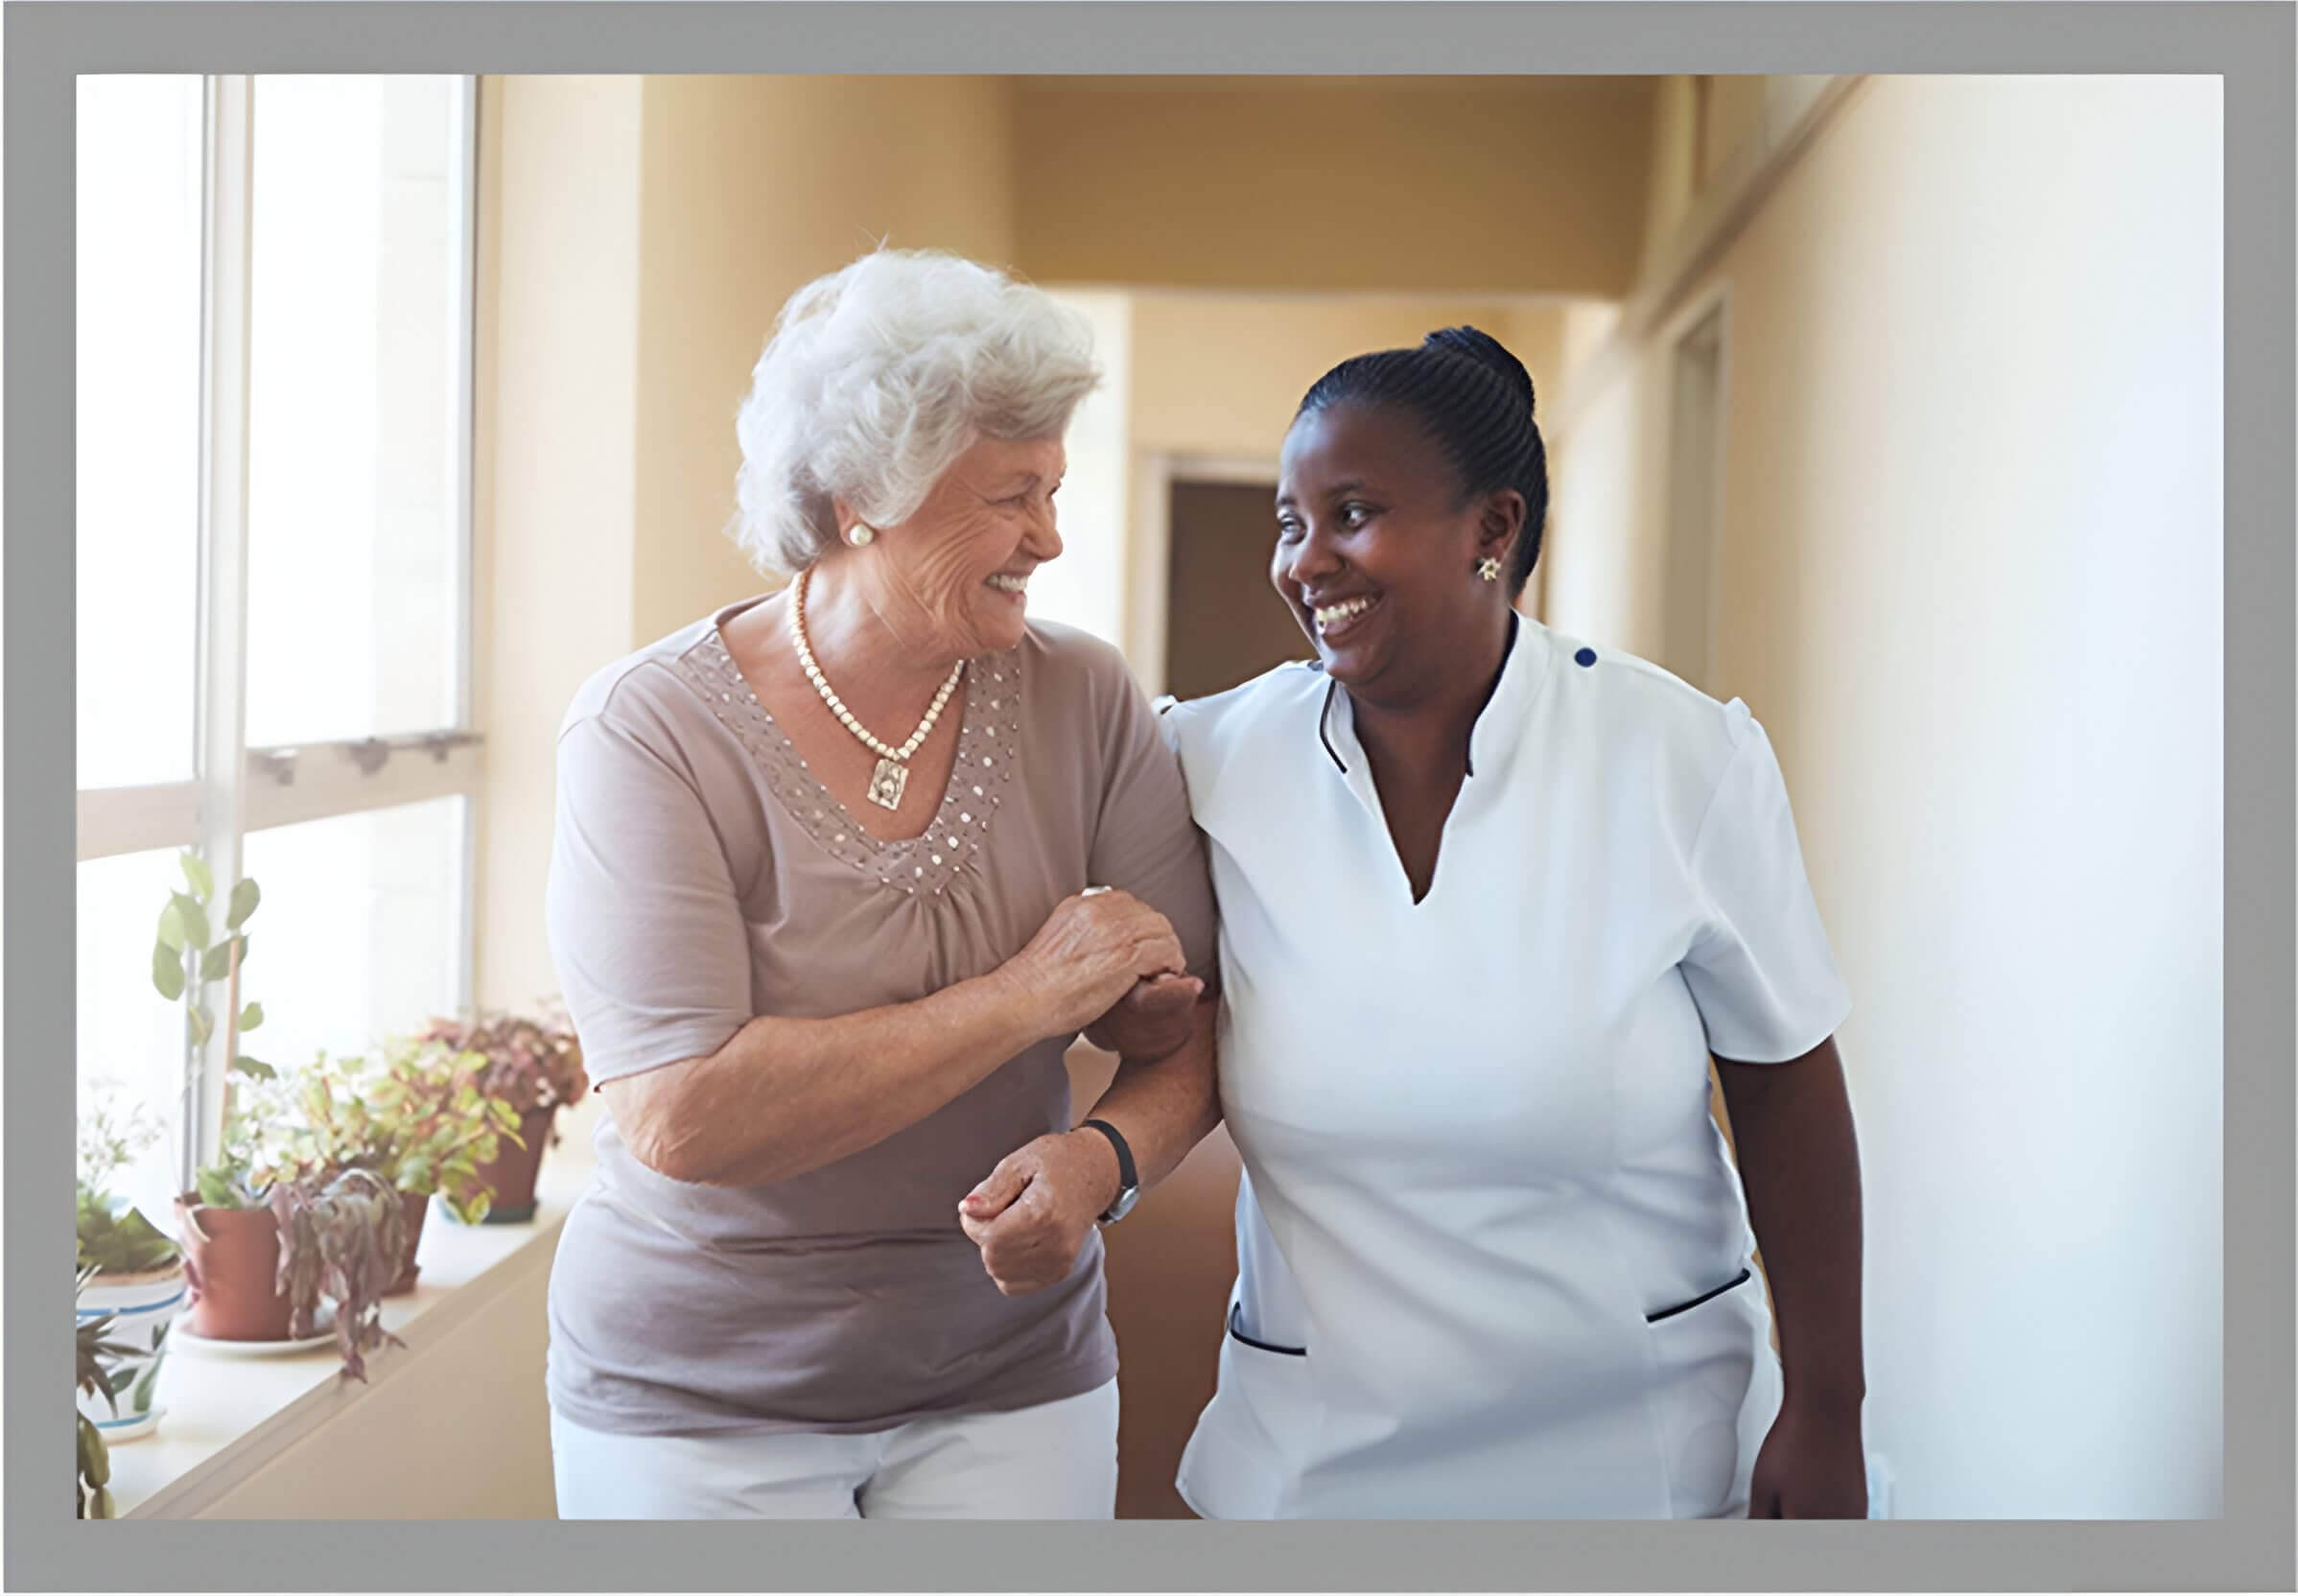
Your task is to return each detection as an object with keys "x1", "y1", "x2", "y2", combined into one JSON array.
[{"x1": 110, "y1": 1128, "x2": 597, "y2": 1520}]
